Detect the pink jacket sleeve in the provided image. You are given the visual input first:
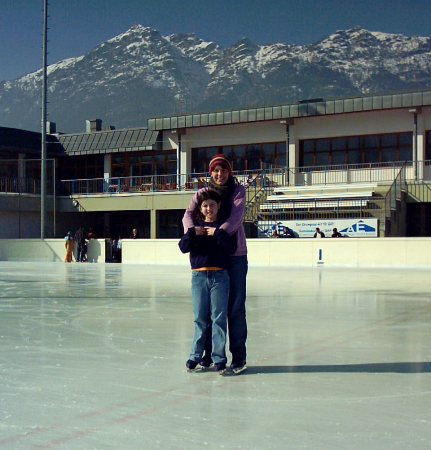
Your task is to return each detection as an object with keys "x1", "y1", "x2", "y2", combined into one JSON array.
[
  {"x1": 182, "y1": 188, "x2": 207, "y2": 233},
  {"x1": 182, "y1": 185, "x2": 245, "y2": 236},
  {"x1": 218, "y1": 184, "x2": 246, "y2": 235}
]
